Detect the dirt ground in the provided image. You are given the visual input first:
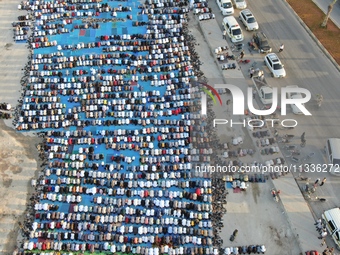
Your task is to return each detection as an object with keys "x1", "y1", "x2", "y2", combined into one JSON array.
[
  {"x1": 0, "y1": 121, "x2": 40, "y2": 255},
  {"x1": 0, "y1": 1, "x2": 40, "y2": 254},
  {"x1": 287, "y1": 0, "x2": 340, "y2": 65}
]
